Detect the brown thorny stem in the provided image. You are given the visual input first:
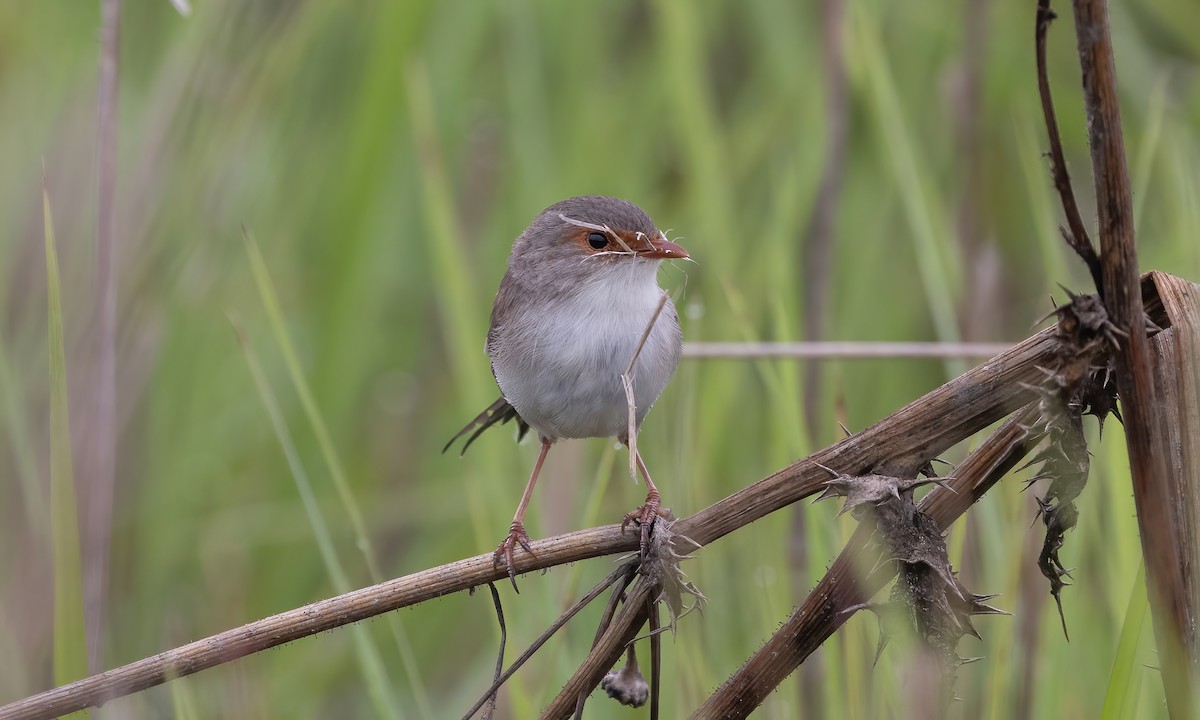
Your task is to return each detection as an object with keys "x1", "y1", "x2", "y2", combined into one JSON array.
[
  {"x1": 1042, "y1": 0, "x2": 1192, "y2": 712},
  {"x1": 1035, "y1": 0, "x2": 1103, "y2": 291},
  {"x1": 0, "y1": 283, "x2": 1168, "y2": 720},
  {"x1": 1070, "y1": 0, "x2": 1194, "y2": 712}
]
